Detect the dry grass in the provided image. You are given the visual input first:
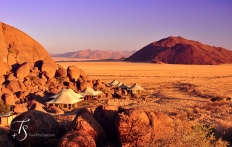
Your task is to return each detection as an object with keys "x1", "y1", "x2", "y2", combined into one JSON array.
[{"x1": 58, "y1": 61, "x2": 232, "y2": 145}]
